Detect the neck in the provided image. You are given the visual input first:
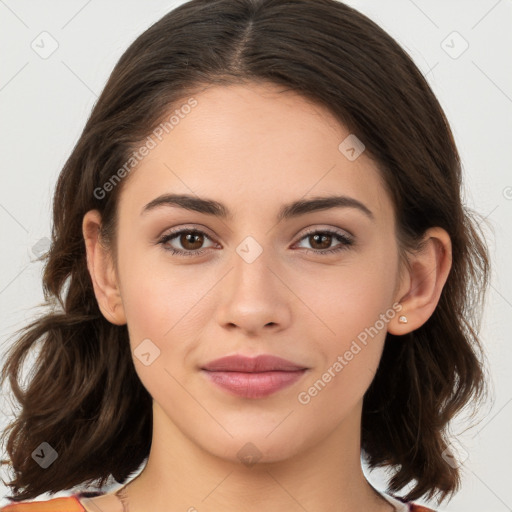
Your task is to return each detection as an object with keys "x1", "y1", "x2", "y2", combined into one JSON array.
[{"x1": 121, "y1": 401, "x2": 394, "y2": 512}]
